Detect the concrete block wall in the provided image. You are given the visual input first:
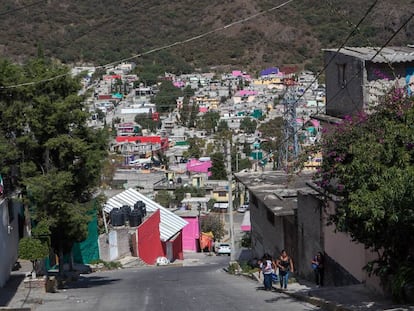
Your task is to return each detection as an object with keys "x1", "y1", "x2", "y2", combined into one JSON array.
[{"x1": 98, "y1": 227, "x2": 134, "y2": 262}]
